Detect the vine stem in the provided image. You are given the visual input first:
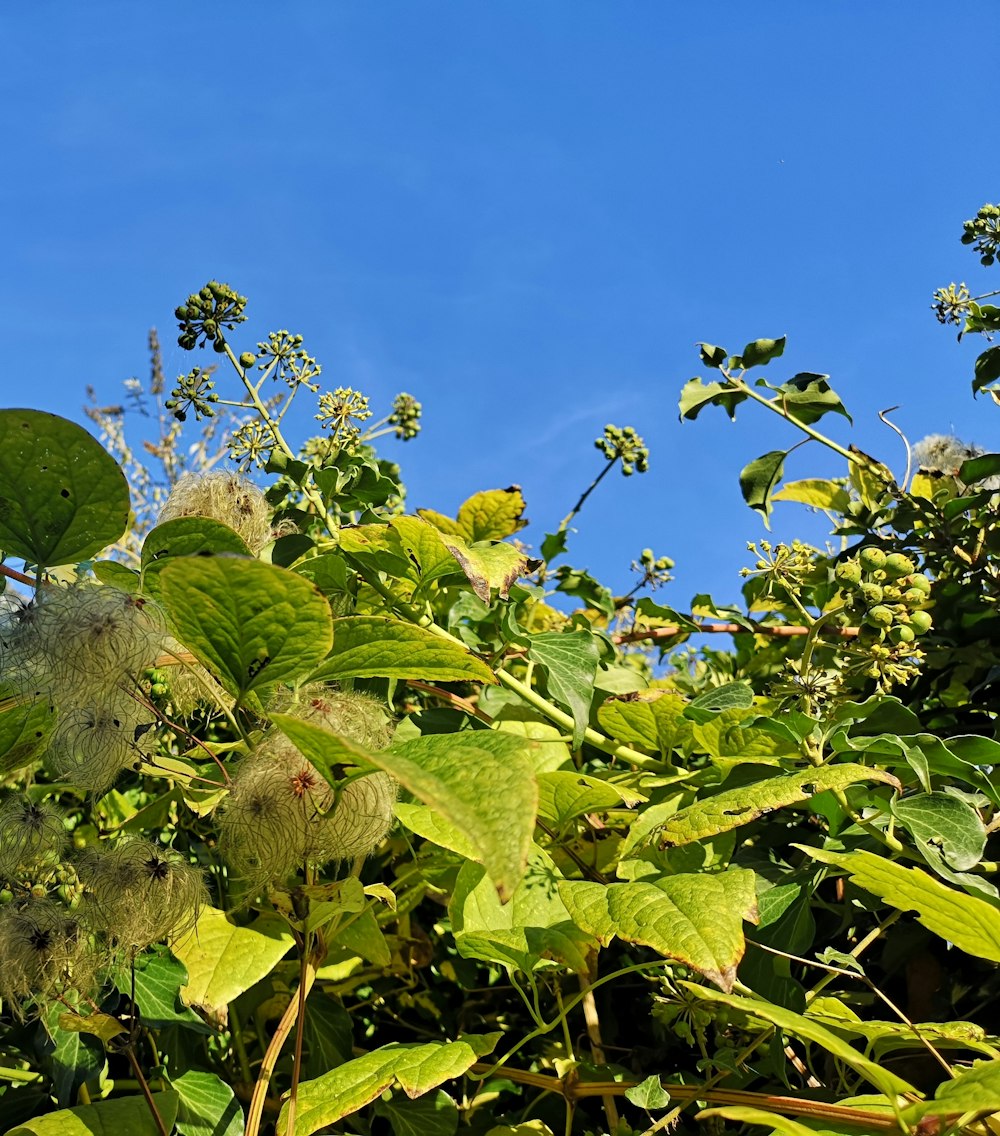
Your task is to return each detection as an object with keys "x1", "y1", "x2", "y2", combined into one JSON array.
[
  {"x1": 125, "y1": 1046, "x2": 169, "y2": 1136},
  {"x1": 613, "y1": 620, "x2": 860, "y2": 644},
  {"x1": 0, "y1": 563, "x2": 38, "y2": 588},
  {"x1": 245, "y1": 944, "x2": 320, "y2": 1136}
]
